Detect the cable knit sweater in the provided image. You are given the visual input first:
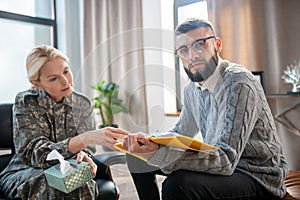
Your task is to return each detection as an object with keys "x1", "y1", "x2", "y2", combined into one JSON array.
[{"x1": 148, "y1": 60, "x2": 288, "y2": 198}]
